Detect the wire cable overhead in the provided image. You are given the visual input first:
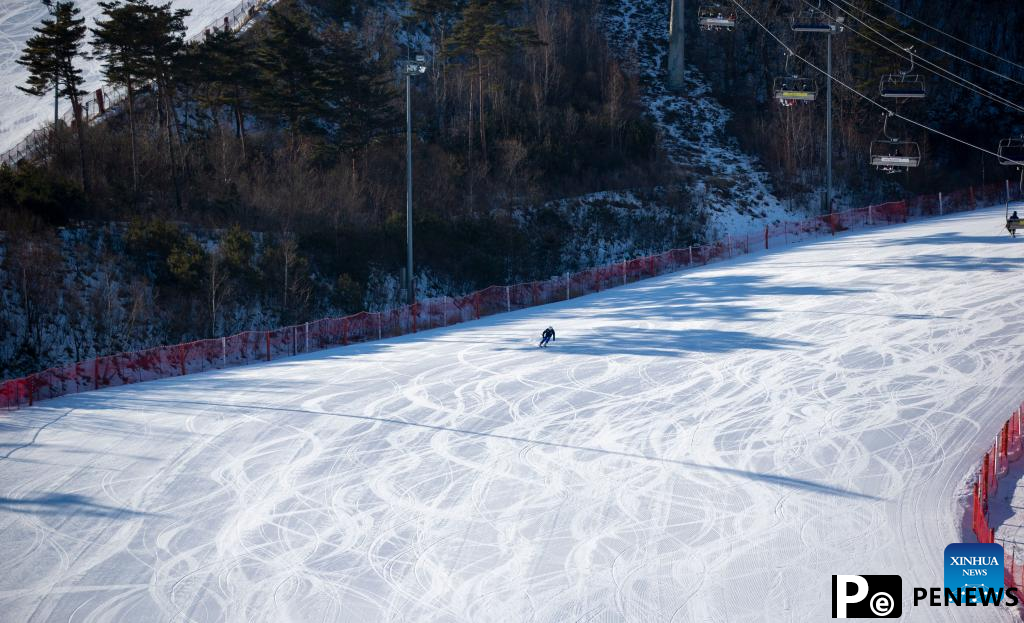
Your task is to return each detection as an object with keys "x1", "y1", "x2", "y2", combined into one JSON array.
[{"x1": 724, "y1": 0, "x2": 1015, "y2": 165}]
